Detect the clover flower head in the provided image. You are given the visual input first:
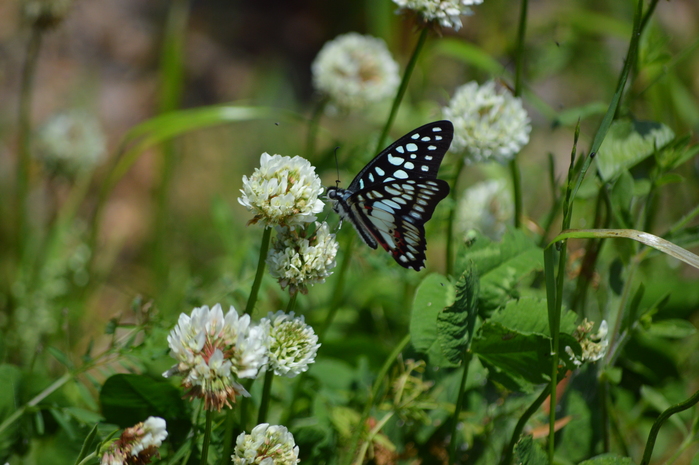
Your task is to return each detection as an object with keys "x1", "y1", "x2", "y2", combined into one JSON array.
[
  {"x1": 443, "y1": 80, "x2": 531, "y2": 164},
  {"x1": 261, "y1": 311, "x2": 321, "y2": 377},
  {"x1": 163, "y1": 304, "x2": 268, "y2": 410},
  {"x1": 239, "y1": 153, "x2": 325, "y2": 228},
  {"x1": 34, "y1": 109, "x2": 106, "y2": 175},
  {"x1": 568, "y1": 319, "x2": 610, "y2": 367},
  {"x1": 232, "y1": 423, "x2": 300, "y2": 465},
  {"x1": 312, "y1": 32, "x2": 399, "y2": 113},
  {"x1": 456, "y1": 179, "x2": 513, "y2": 241},
  {"x1": 266, "y1": 222, "x2": 338, "y2": 295},
  {"x1": 393, "y1": 0, "x2": 484, "y2": 31},
  {"x1": 100, "y1": 417, "x2": 168, "y2": 465}
]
